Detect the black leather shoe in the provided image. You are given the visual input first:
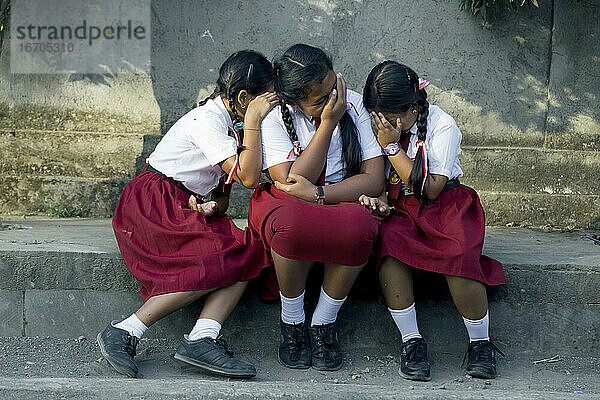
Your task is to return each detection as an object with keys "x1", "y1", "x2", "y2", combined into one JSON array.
[
  {"x1": 97, "y1": 321, "x2": 140, "y2": 378},
  {"x1": 399, "y1": 337, "x2": 431, "y2": 381},
  {"x1": 278, "y1": 320, "x2": 311, "y2": 369},
  {"x1": 174, "y1": 336, "x2": 256, "y2": 378},
  {"x1": 463, "y1": 340, "x2": 505, "y2": 379},
  {"x1": 308, "y1": 322, "x2": 343, "y2": 371}
]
